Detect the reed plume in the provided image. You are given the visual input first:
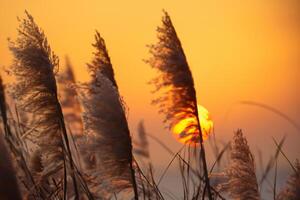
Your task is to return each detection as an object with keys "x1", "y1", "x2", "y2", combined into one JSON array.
[
  {"x1": 9, "y1": 10, "x2": 61, "y2": 178},
  {"x1": 277, "y1": 160, "x2": 300, "y2": 200},
  {"x1": 77, "y1": 72, "x2": 136, "y2": 199},
  {"x1": 8, "y1": 11, "x2": 85, "y2": 198},
  {"x1": 134, "y1": 120, "x2": 150, "y2": 159},
  {"x1": 145, "y1": 11, "x2": 212, "y2": 199},
  {"x1": 77, "y1": 31, "x2": 138, "y2": 199},
  {"x1": 58, "y1": 57, "x2": 83, "y2": 136},
  {"x1": 87, "y1": 31, "x2": 117, "y2": 87},
  {"x1": 218, "y1": 130, "x2": 260, "y2": 200}
]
